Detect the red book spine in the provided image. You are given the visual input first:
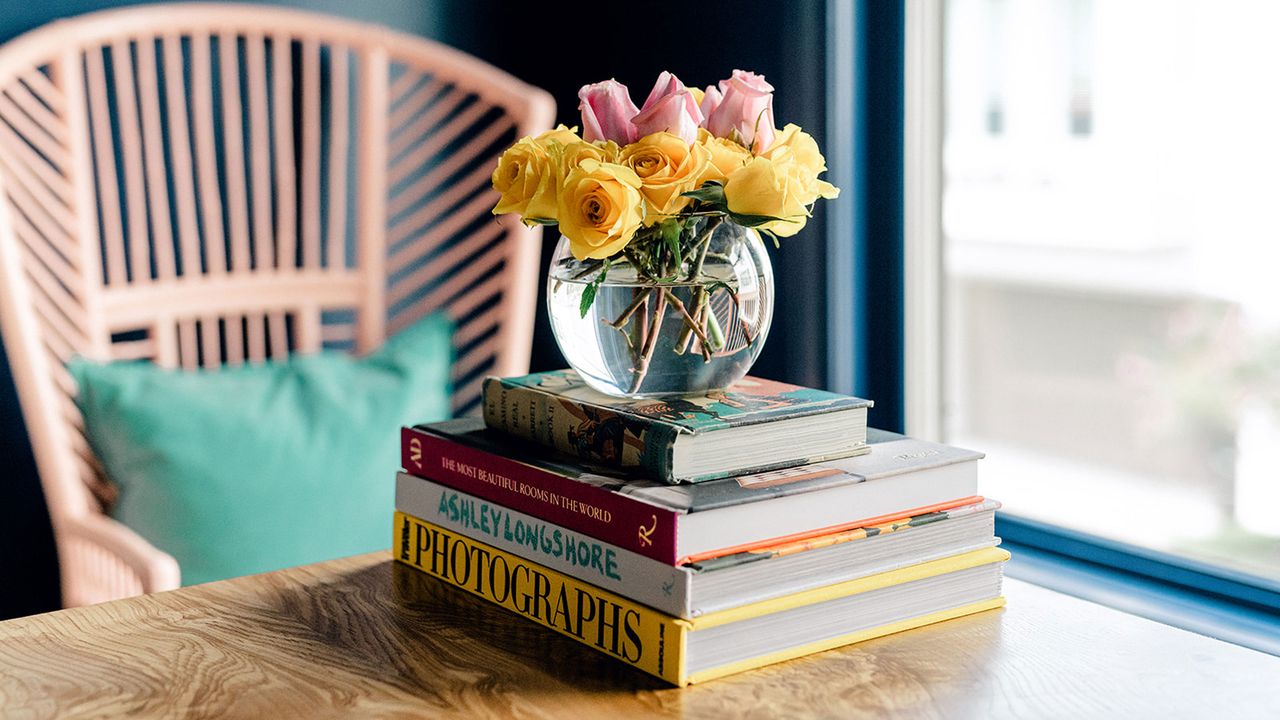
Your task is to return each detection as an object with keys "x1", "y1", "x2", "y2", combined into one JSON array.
[{"x1": 401, "y1": 427, "x2": 681, "y2": 564}]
